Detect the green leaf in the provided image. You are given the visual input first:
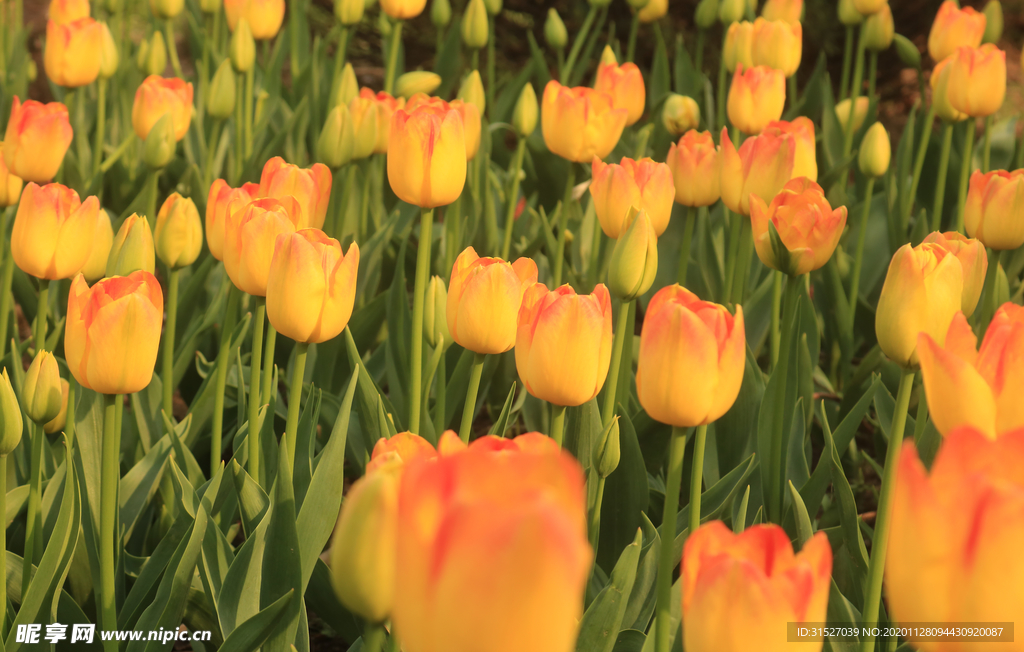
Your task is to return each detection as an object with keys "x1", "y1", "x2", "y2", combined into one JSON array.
[
  {"x1": 119, "y1": 433, "x2": 174, "y2": 542},
  {"x1": 487, "y1": 382, "x2": 517, "y2": 438},
  {"x1": 669, "y1": 453, "x2": 757, "y2": 561},
  {"x1": 218, "y1": 590, "x2": 296, "y2": 652},
  {"x1": 647, "y1": 25, "x2": 671, "y2": 111},
  {"x1": 787, "y1": 480, "x2": 814, "y2": 546},
  {"x1": 575, "y1": 529, "x2": 642, "y2": 652},
  {"x1": 622, "y1": 513, "x2": 660, "y2": 631},
  {"x1": 597, "y1": 410, "x2": 649, "y2": 572},
  {"x1": 823, "y1": 407, "x2": 870, "y2": 576},
  {"x1": 229, "y1": 458, "x2": 270, "y2": 538}
]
